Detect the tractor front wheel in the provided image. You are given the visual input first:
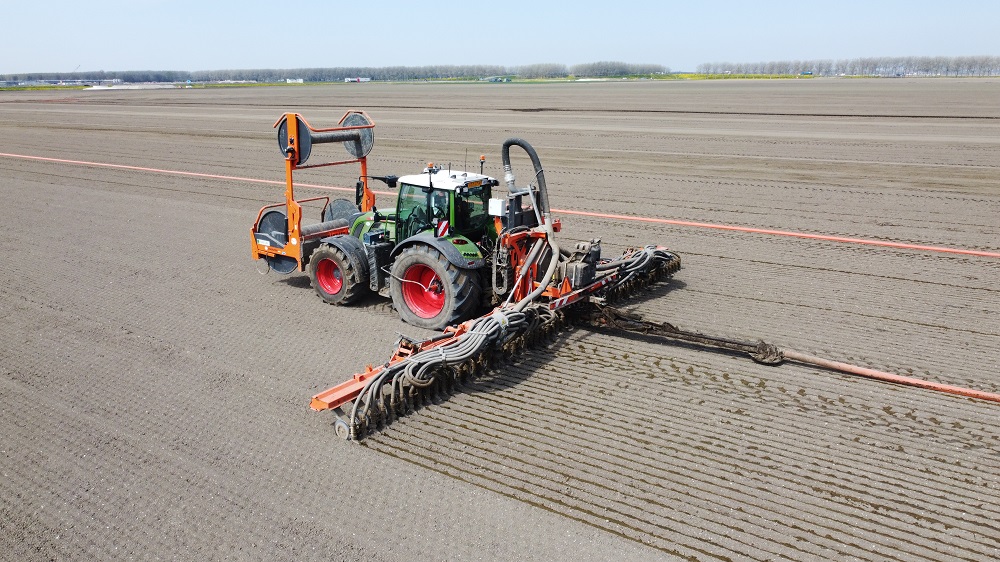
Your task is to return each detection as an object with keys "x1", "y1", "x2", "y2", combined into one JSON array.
[
  {"x1": 309, "y1": 244, "x2": 365, "y2": 305},
  {"x1": 389, "y1": 245, "x2": 481, "y2": 330}
]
